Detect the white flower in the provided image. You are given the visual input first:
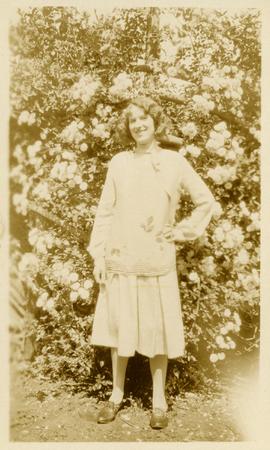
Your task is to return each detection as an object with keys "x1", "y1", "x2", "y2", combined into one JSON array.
[
  {"x1": 210, "y1": 353, "x2": 219, "y2": 363},
  {"x1": 27, "y1": 141, "x2": 42, "y2": 159},
  {"x1": 233, "y1": 311, "x2": 241, "y2": 325},
  {"x1": 235, "y1": 248, "x2": 250, "y2": 265},
  {"x1": 74, "y1": 175, "x2": 82, "y2": 185},
  {"x1": 46, "y1": 299, "x2": 55, "y2": 311},
  {"x1": 224, "y1": 308, "x2": 231, "y2": 318},
  {"x1": 28, "y1": 112, "x2": 36, "y2": 125},
  {"x1": 36, "y1": 291, "x2": 49, "y2": 308},
  {"x1": 185, "y1": 144, "x2": 201, "y2": 158},
  {"x1": 181, "y1": 122, "x2": 198, "y2": 139},
  {"x1": 28, "y1": 228, "x2": 40, "y2": 246},
  {"x1": 69, "y1": 272, "x2": 79, "y2": 283},
  {"x1": 226, "y1": 321, "x2": 235, "y2": 331},
  {"x1": 226, "y1": 150, "x2": 236, "y2": 161},
  {"x1": 80, "y1": 182, "x2": 88, "y2": 191},
  {"x1": 218, "y1": 352, "x2": 226, "y2": 360},
  {"x1": 60, "y1": 121, "x2": 85, "y2": 144},
  {"x1": 220, "y1": 326, "x2": 228, "y2": 335},
  {"x1": 18, "y1": 110, "x2": 30, "y2": 125},
  {"x1": 214, "y1": 122, "x2": 227, "y2": 132},
  {"x1": 32, "y1": 182, "x2": 50, "y2": 200},
  {"x1": 78, "y1": 287, "x2": 89, "y2": 300},
  {"x1": 70, "y1": 291, "x2": 79, "y2": 303},
  {"x1": 188, "y1": 271, "x2": 200, "y2": 283},
  {"x1": 80, "y1": 143, "x2": 88, "y2": 152},
  {"x1": 212, "y1": 201, "x2": 223, "y2": 218},
  {"x1": 69, "y1": 75, "x2": 101, "y2": 104},
  {"x1": 108, "y1": 72, "x2": 133, "y2": 101},
  {"x1": 247, "y1": 212, "x2": 260, "y2": 232},
  {"x1": 213, "y1": 227, "x2": 225, "y2": 242},
  {"x1": 201, "y1": 256, "x2": 216, "y2": 275},
  {"x1": 18, "y1": 253, "x2": 39, "y2": 274},
  {"x1": 62, "y1": 151, "x2": 75, "y2": 160},
  {"x1": 207, "y1": 165, "x2": 236, "y2": 185},
  {"x1": 84, "y1": 279, "x2": 93, "y2": 289},
  {"x1": 192, "y1": 95, "x2": 215, "y2": 114},
  {"x1": 215, "y1": 335, "x2": 226, "y2": 348},
  {"x1": 217, "y1": 147, "x2": 226, "y2": 157},
  {"x1": 71, "y1": 282, "x2": 80, "y2": 291}
]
